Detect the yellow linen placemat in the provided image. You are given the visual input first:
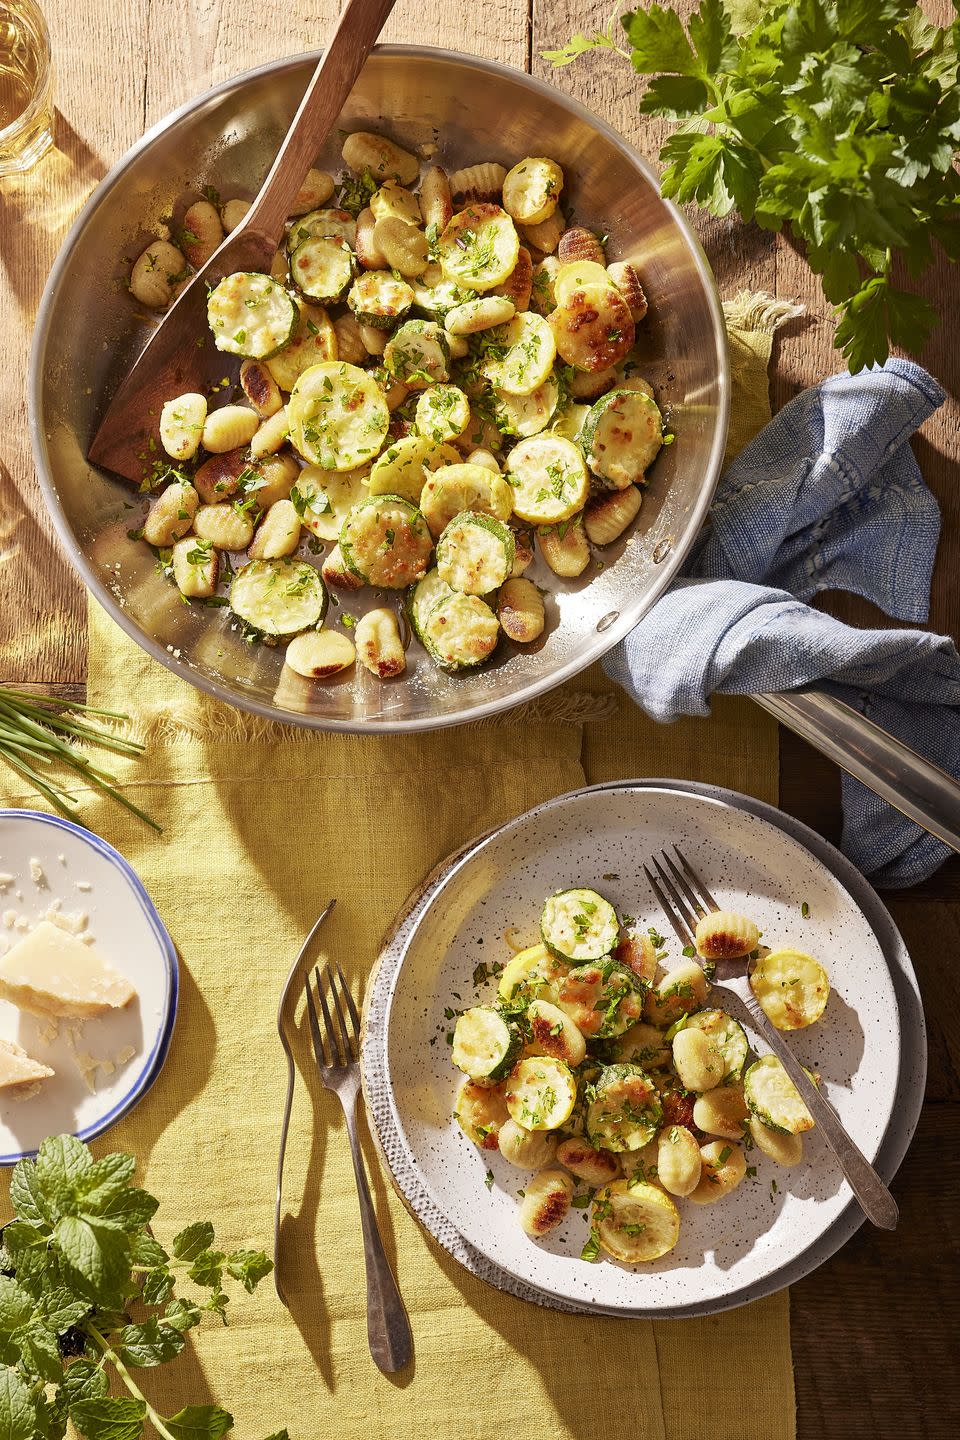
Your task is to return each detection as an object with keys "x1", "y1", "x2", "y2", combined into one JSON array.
[{"x1": 1, "y1": 296, "x2": 795, "y2": 1439}]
